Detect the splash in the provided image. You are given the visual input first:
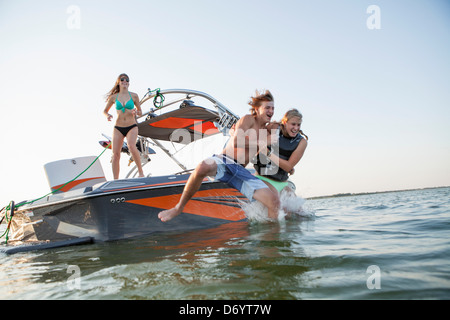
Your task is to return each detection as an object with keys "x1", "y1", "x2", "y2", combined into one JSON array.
[{"x1": 240, "y1": 190, "x2": 314, "y2": 222}]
